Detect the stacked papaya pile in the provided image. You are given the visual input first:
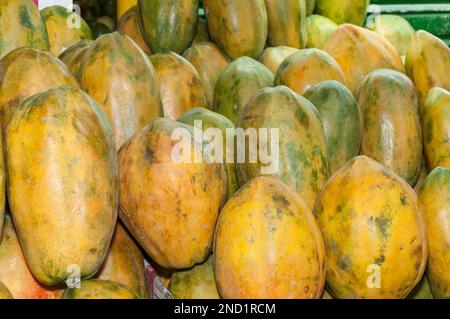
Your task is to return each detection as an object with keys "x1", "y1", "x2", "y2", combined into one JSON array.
[{"x1": 0, "y1": 0, "x2": 449, "y2": 299}]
